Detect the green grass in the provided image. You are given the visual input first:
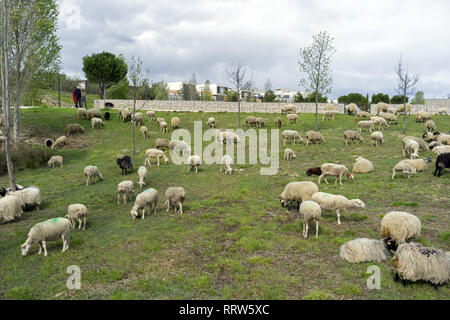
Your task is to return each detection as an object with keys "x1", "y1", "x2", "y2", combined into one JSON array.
[{"x1": 0, "y1": 106, "x2": 449, "y2": 300}]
